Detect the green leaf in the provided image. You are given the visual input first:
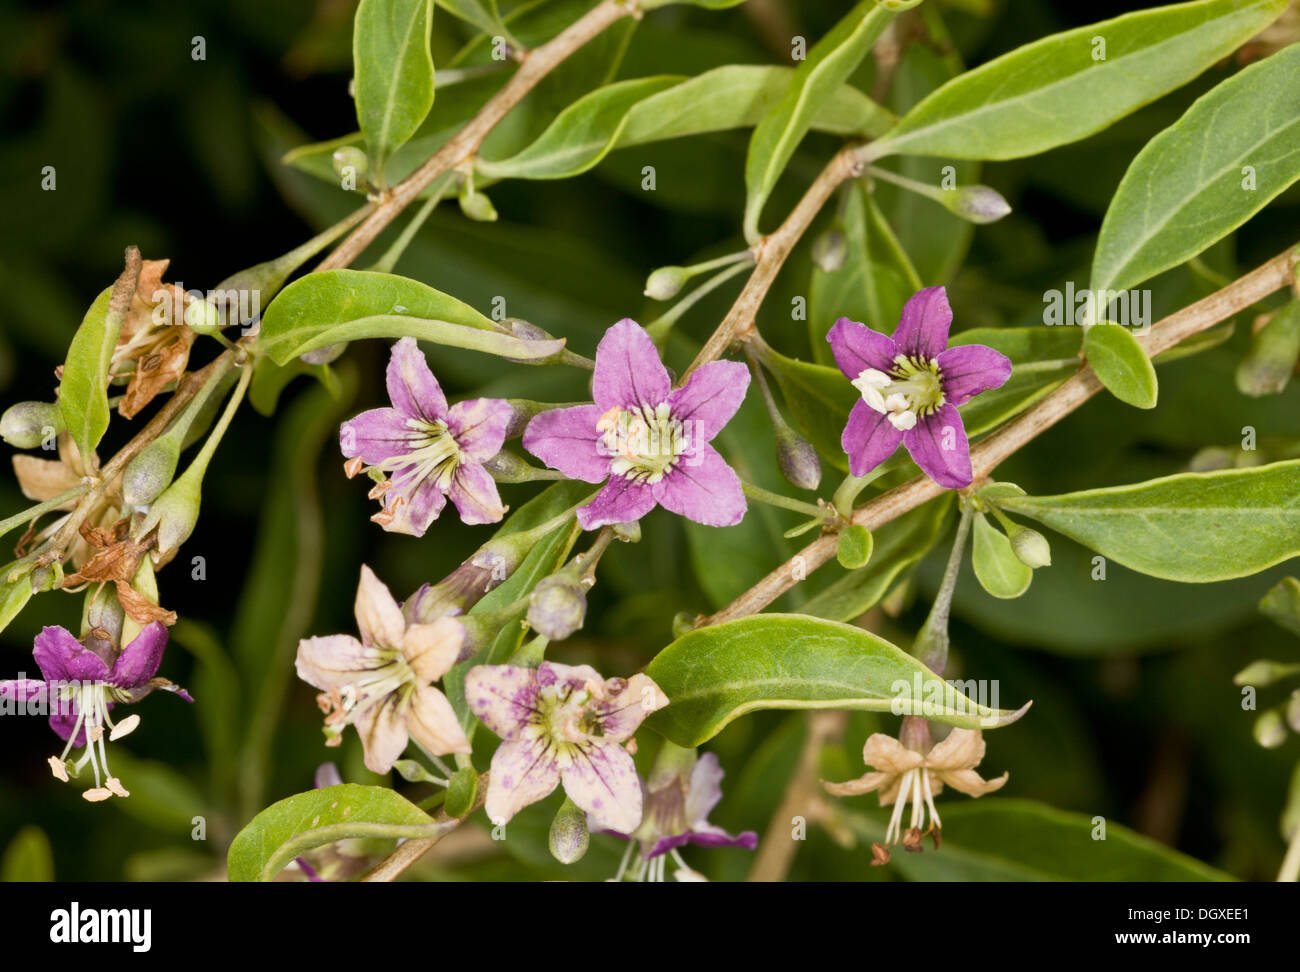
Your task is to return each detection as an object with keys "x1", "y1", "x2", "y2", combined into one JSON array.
[
  {"x1": 1, "y1": 826, "x2": 54, "y2": 882},
  {"x1": 257, "y1": 269, "x2": 563, "y2": 364},
  {"x1": 1092, "y1": 42, "x2": 1300, "y2": 296},
  {"x1": 57, "y1": 285, "x2": 114, "y2": 462},
  {"x1": 868, "y1": 0, "x2": 1289, "y2": 161},
  {"x1": 353, "y1": 0, "x2": 436, "y2": 179},
  {"x1": 743, "y1": 0, "x2": 898, "y2": 240},
  {"x1": 845, "y1": 799, "x2": 1231, "y2": 881},
  {"x1": 435, "y1": 0, "x2": 503, "y2": 36},
  {"x1": 801, "y1": 496, "x2": 953, "y2": 622},
  {"x1": 227, "y1": 784, "x2": 440, "y2": 881},
  {"x1": 1260, "y1": 576, "x2": 1300, "y2": 636},
  {"x1": 837, "y1": 524, "x2": 873, "y2": 570},
  {"x1": 0, "y1": 570, "x2": 34, "y2": 637},
  {"x1": 1084, "y1": 323, "x2": 1158, "y2": 408},
  {"x1": 644, "y1": 614, "x2": 1029, "y2": 746},
  {"x1": 995, "y1": 460, "x2": 1300, "y2": 582},
  {"x1": 972, "y1": 512, "x2": 1033, "y2": 599}
]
